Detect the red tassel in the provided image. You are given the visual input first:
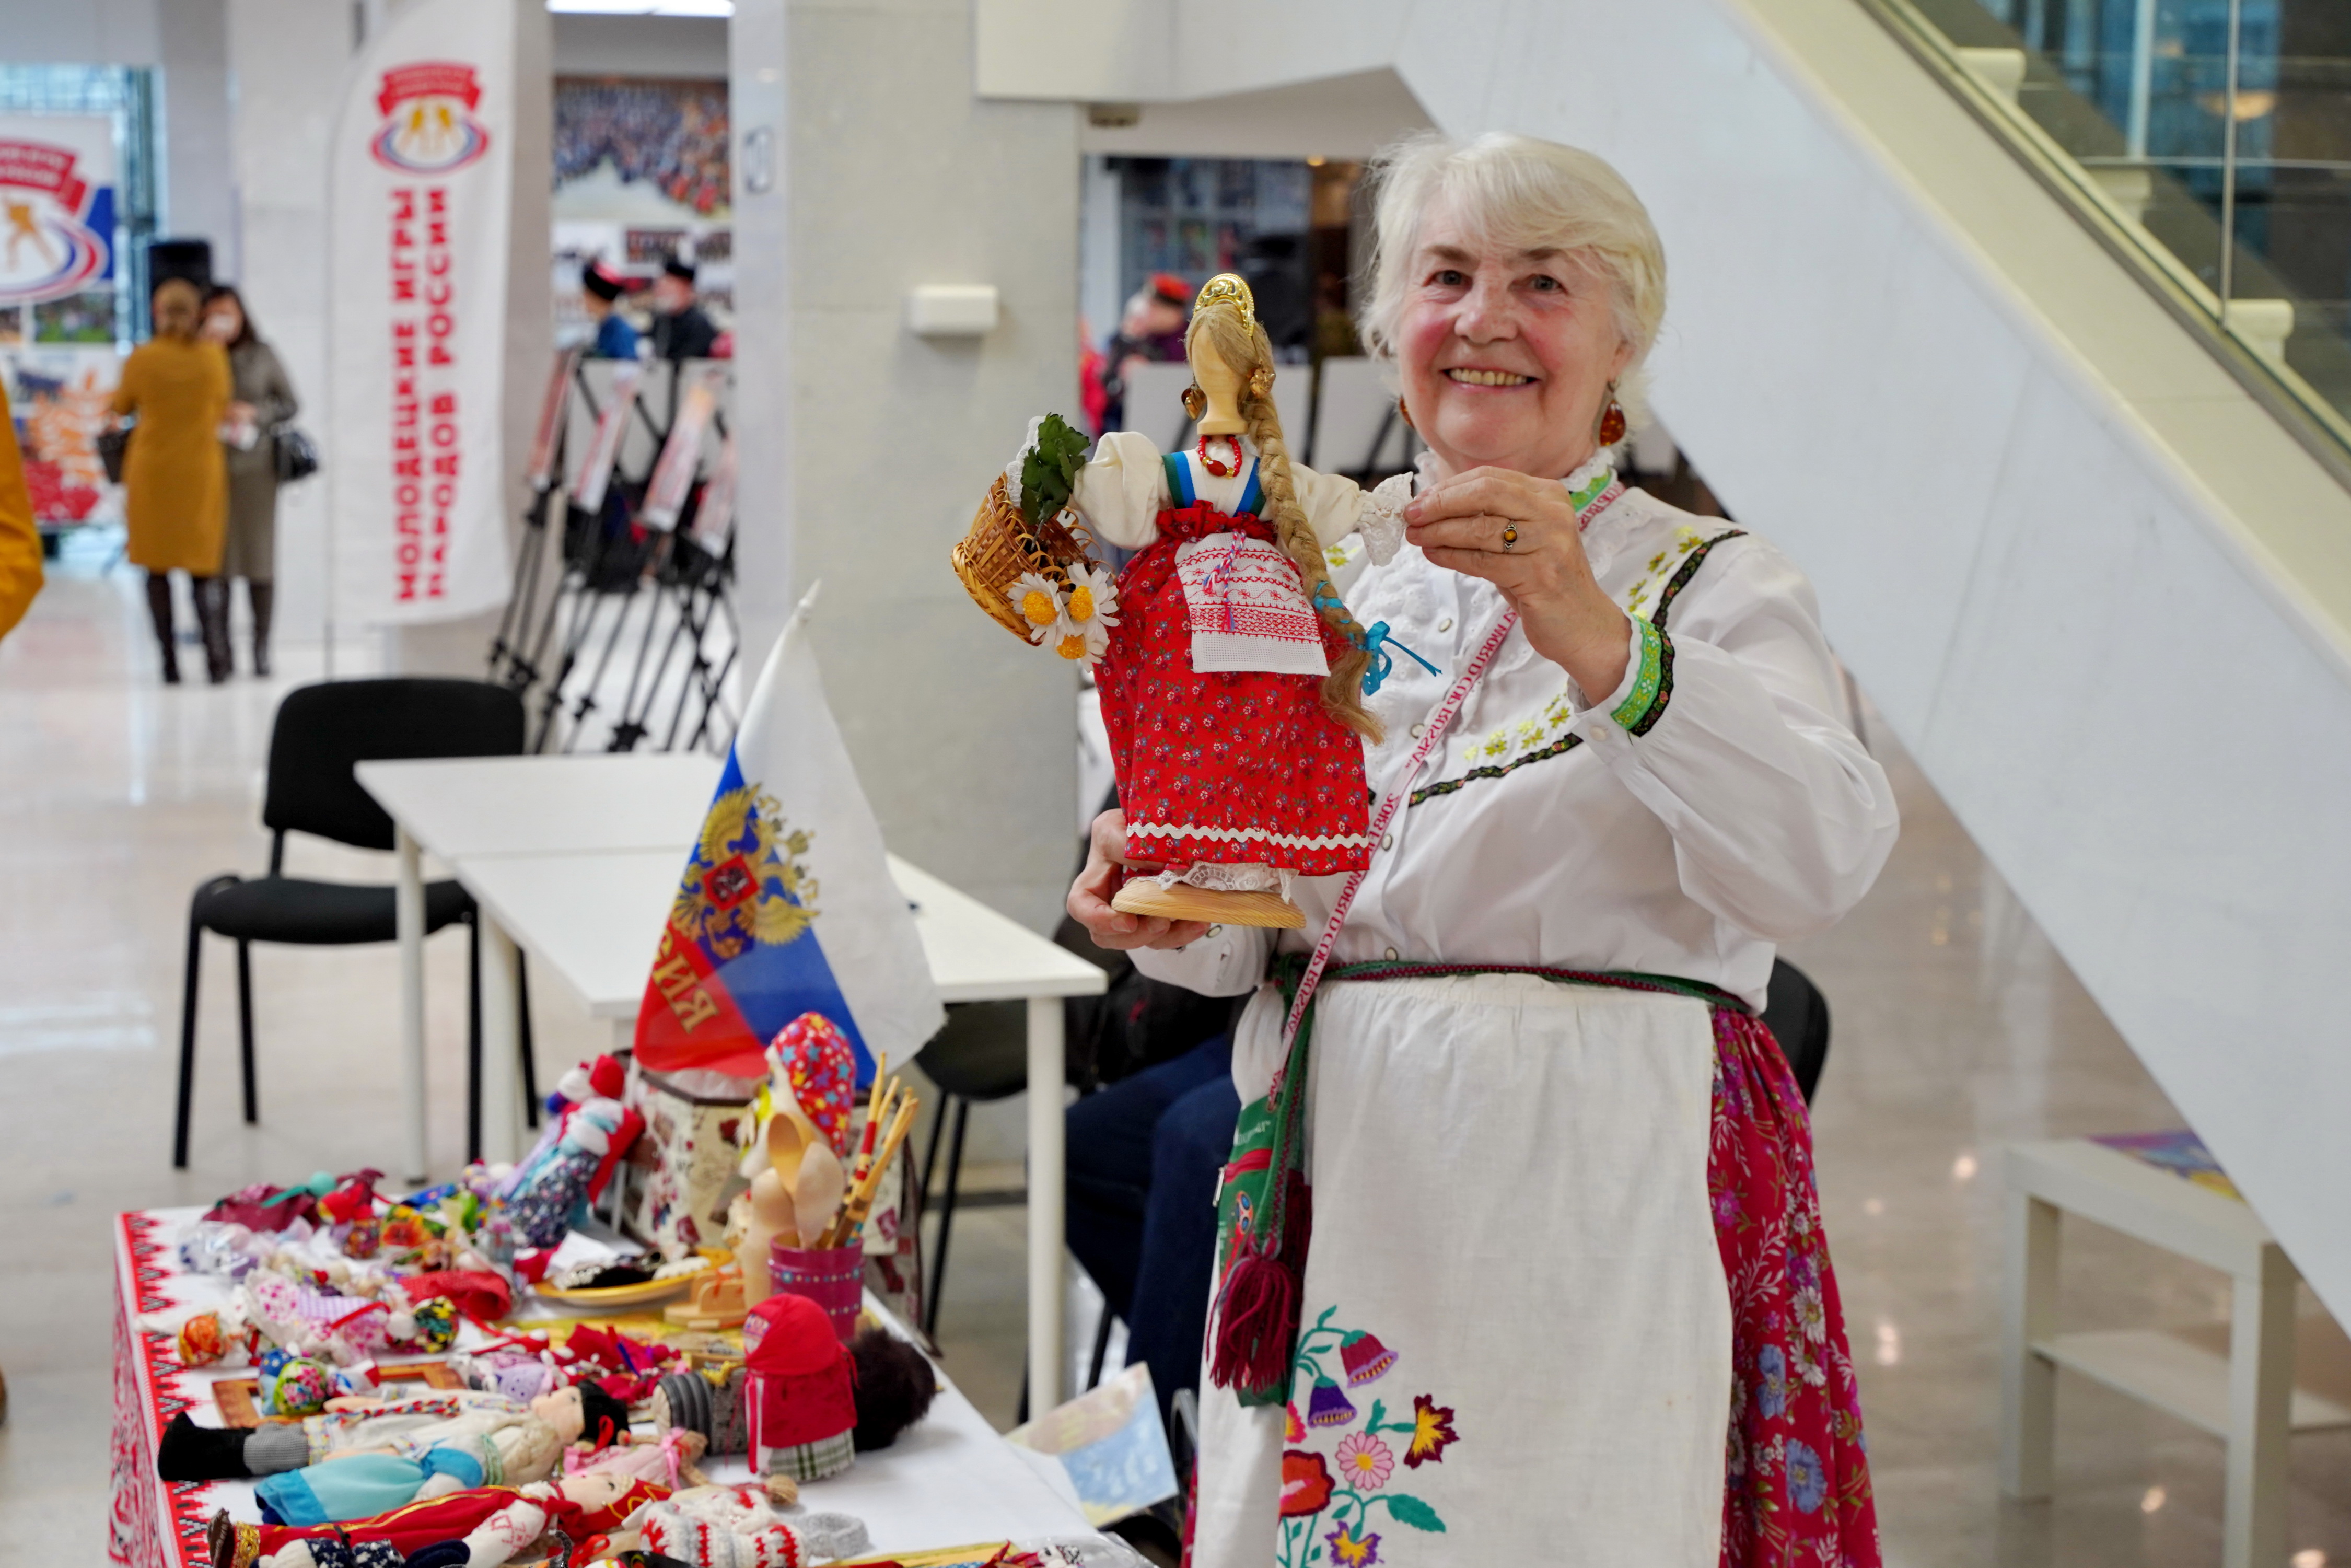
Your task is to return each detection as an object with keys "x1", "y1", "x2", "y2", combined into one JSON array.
[{"x1": 1209, "y1": 1244, "x2": 1298, "y2": 1391}]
